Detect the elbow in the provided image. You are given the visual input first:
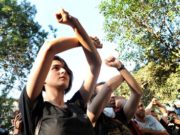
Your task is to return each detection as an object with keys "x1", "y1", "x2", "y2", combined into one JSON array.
[
  {"x1": 136, "y1": 87, "x2": 143, "y2": 97},
  {"x1": 41, "y1": 41, "x2": 55, "y2": 55}
]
